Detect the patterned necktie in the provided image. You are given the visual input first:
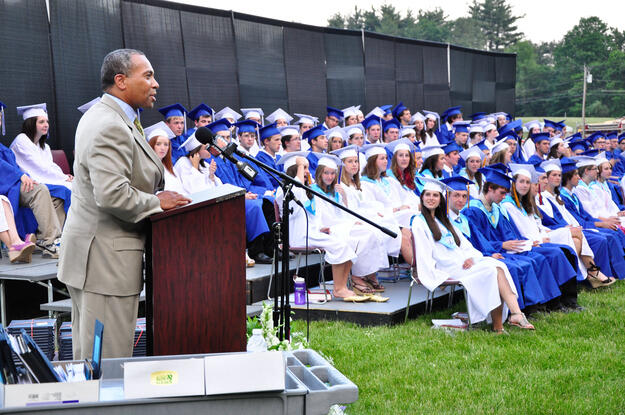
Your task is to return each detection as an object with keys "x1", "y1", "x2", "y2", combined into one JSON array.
[{"x1": 133, "y1": 117, "x2": 144, "y2": 137}]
